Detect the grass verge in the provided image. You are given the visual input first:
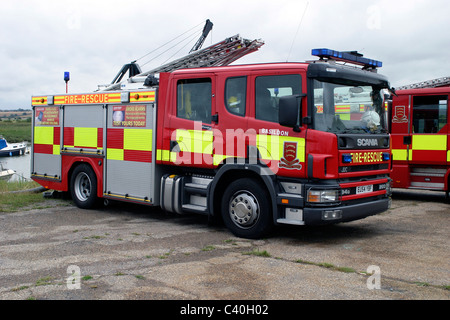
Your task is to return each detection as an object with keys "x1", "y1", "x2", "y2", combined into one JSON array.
[
  {"x1": 0, "y1": 179, "x2": 65, "y2": 212},
  {"x1": 0, "y1": 119, "x2": 31, "y2": 142}
]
